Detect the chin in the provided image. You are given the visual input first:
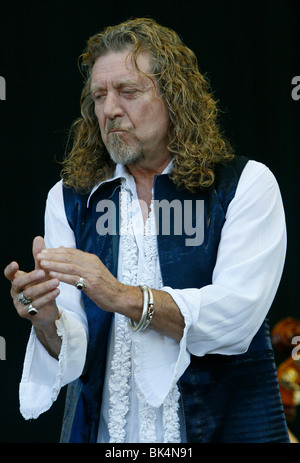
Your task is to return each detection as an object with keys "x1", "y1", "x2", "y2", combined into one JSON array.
[{"x1": 108, "y1": 149, "x2": 145, "y2": 166}]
